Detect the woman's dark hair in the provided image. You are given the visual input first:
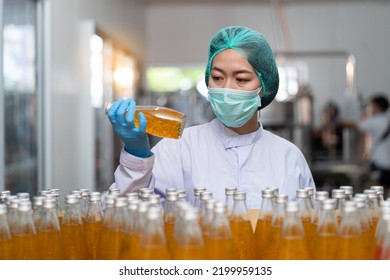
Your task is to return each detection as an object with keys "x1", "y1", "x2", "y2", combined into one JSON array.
[{"x1": 371, "y1": 94, "x2": 389, "y2": 112}]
